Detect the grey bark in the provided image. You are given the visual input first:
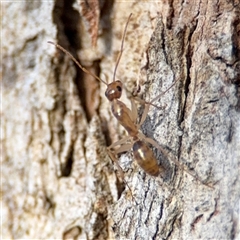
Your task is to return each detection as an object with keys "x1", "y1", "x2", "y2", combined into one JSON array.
[{"x1": 2, "y1": 1, "x2": 240, "y2": 240}]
